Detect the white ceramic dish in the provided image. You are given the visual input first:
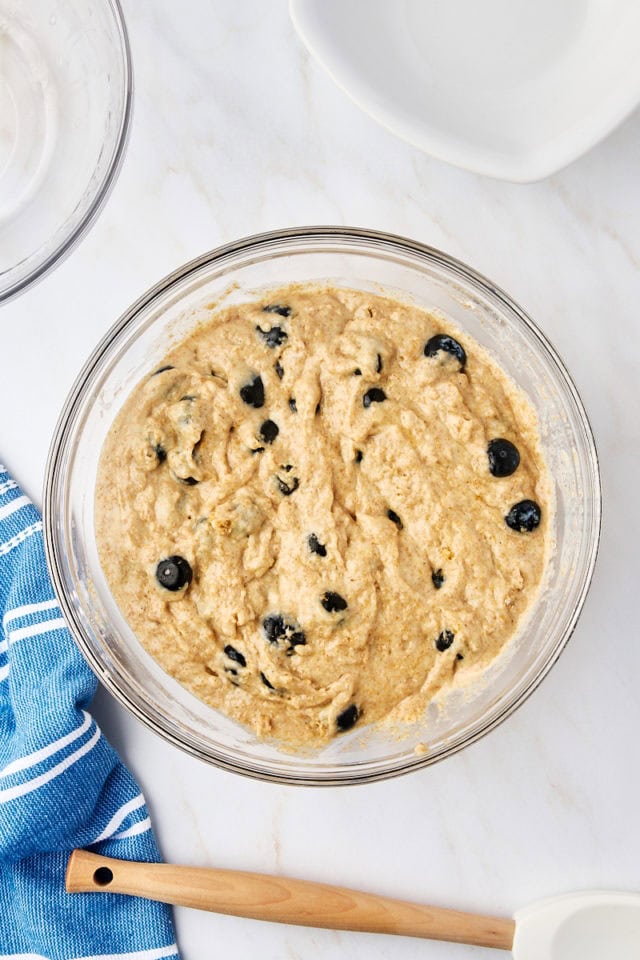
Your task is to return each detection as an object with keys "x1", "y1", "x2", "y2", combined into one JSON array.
[{"x1": 290, "y1": 0, "x2": 640, "y2": 182}]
